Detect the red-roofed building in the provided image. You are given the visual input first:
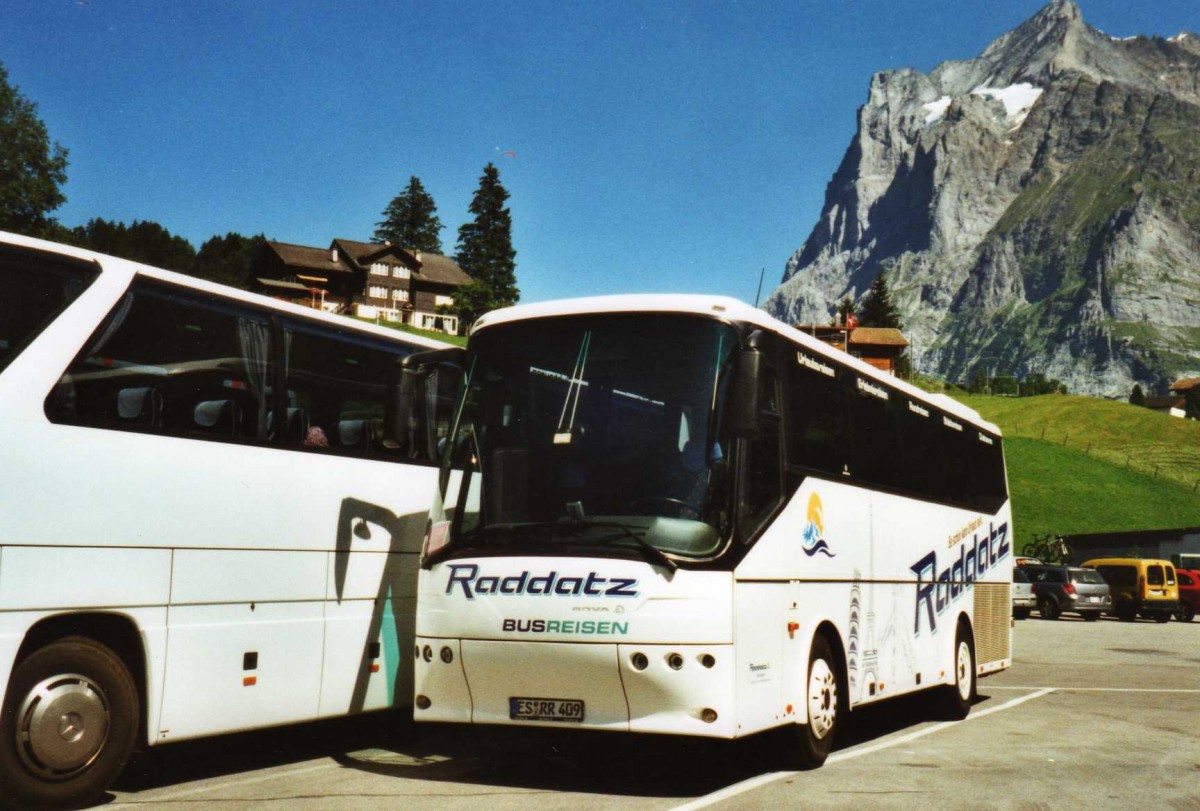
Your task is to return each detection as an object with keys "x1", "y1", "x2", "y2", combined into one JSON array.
[
  {"x1": 252, "y1": 239, "x2": 472, "y2": 334},
  {"x1": 793, "y1": 324, "x2": 910, "y2": 375},
  {"x1": 1169, "y1": 377, "x2": 1200, "y2": 420}
]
